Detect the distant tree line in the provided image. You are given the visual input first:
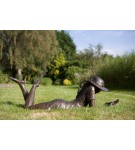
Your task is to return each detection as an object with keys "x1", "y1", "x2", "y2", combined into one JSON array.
[
  {"x1": 0, "y1": 30, "x2": 113, "y2": 85},
  {"x1": 0, "y1": 30, "x2": 78, "y2": 83}
]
